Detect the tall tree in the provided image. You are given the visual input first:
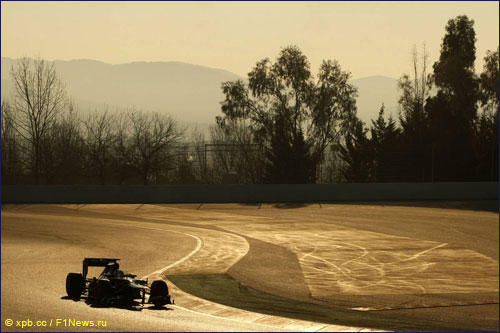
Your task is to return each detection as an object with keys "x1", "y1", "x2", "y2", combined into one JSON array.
[
  {"x1": 426, "y1": 15, "x2": 480, "y2": 181},
  {"x1": 219, "y1": 45, "x2": 357, "y2": 183},
  {"x1": 475, "y1": 47, "x2": 499, "y2": 180},
  {"x1": 10, "y1": 57, "x2": 68, "y2": 183},
  {"x1": 397, "y1": 45, "x2": 432, "y2": 181}
]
